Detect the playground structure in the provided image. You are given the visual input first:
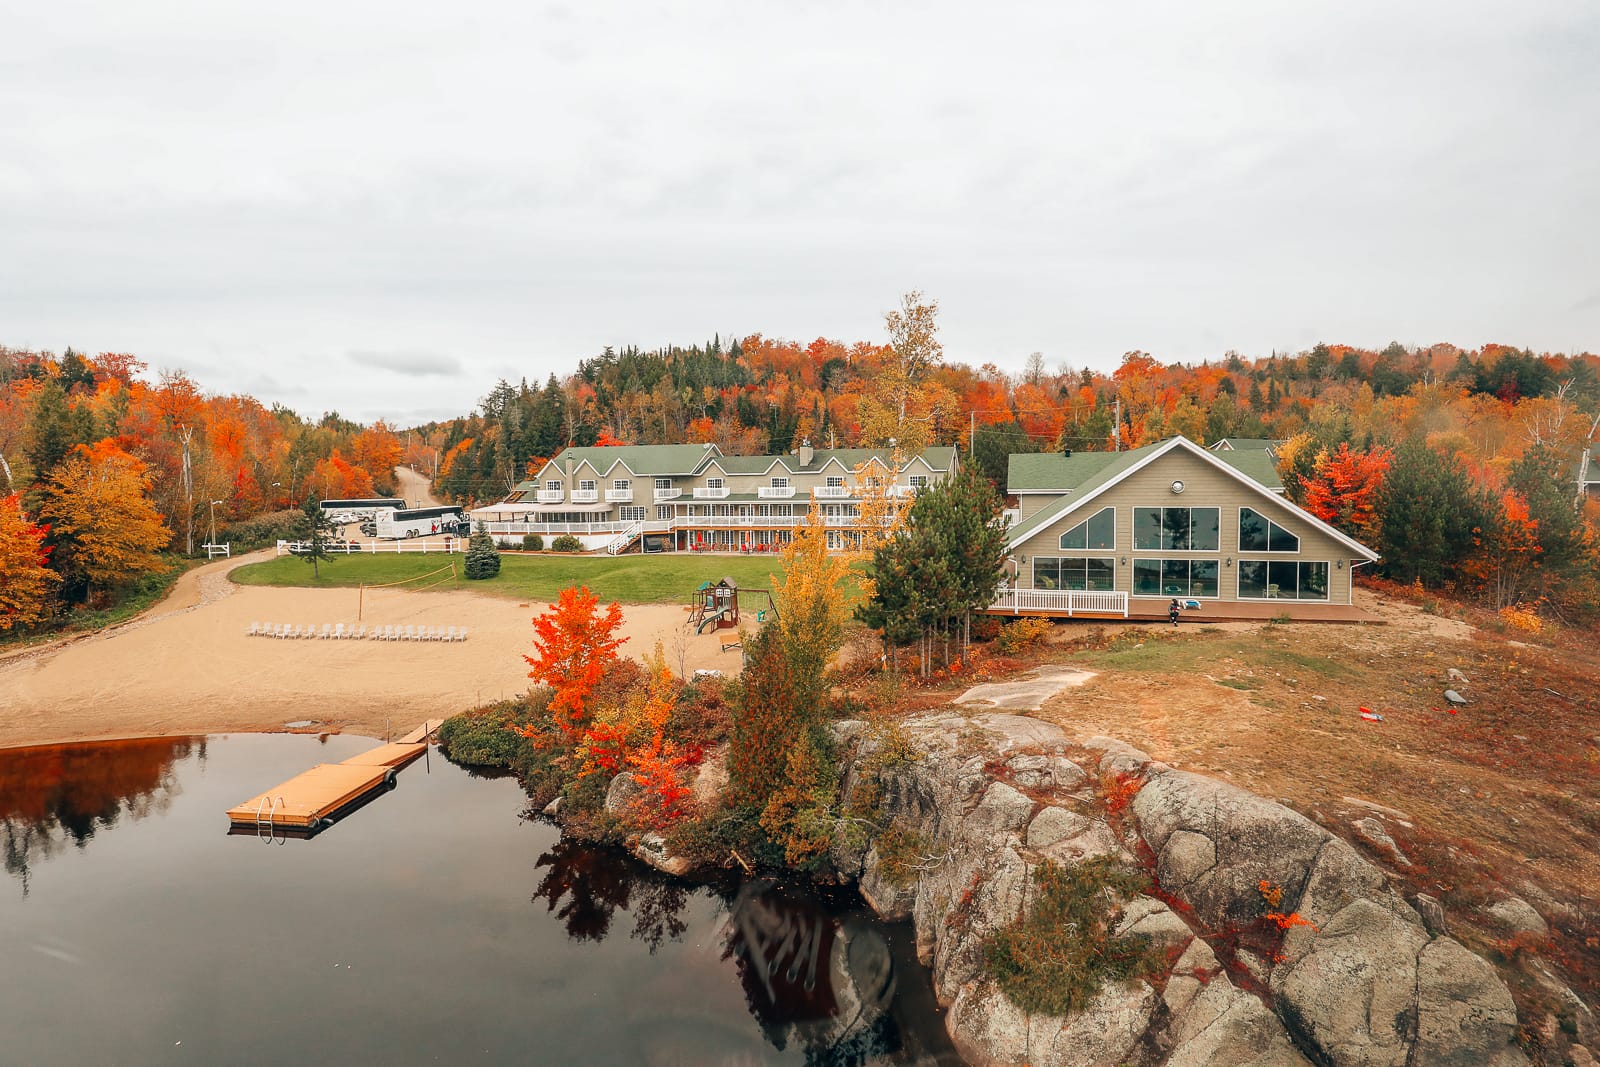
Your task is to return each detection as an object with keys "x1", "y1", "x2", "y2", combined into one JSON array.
[{"x1": 690, "y1": 578, "x2": 740, "y2": 633}]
